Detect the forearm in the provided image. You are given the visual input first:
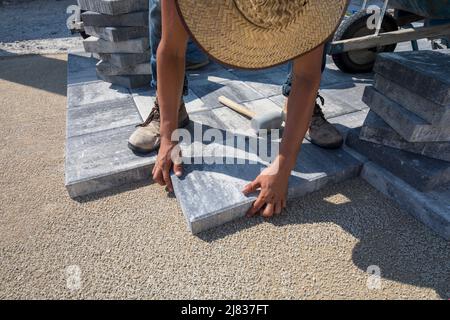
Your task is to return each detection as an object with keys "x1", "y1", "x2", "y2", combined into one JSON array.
[
  {"x1": 157, "y1": 46, "x2": 186, "y2": 143},
  {"x1": 279, "y1": 47, "x2": 323, "y2": 170}
]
